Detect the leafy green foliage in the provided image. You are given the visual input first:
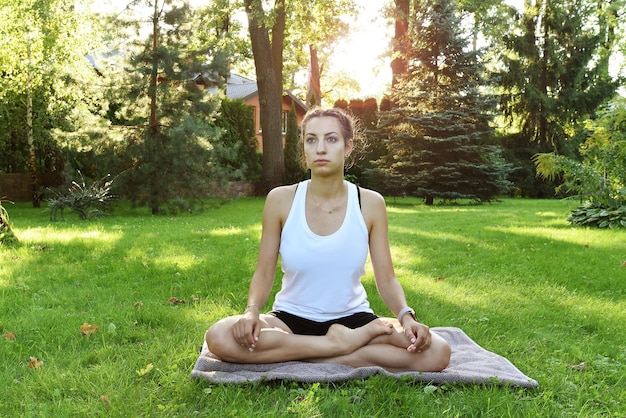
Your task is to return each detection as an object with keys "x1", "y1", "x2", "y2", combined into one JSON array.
[
  {"x1": 284, "y1": 102, "x2": 307, "y2": 184},
  {"x1": 535, "y1": 97, "x2": 626, "y2": 227},
  {"x1": 213, "y1": 98, "x2": 262, "y2": 181},
  {"x1": 0, "y1": 0, "x2": 100, "y2": 180},
  {"x1": 567, "y1": 201, "x2": 626, "y2": 228}
]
